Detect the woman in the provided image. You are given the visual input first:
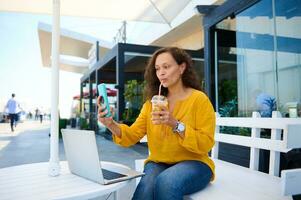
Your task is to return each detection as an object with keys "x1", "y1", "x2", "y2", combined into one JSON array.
[{"x1": 98, "y1": 47, "x2": 215, "y2": 200}]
